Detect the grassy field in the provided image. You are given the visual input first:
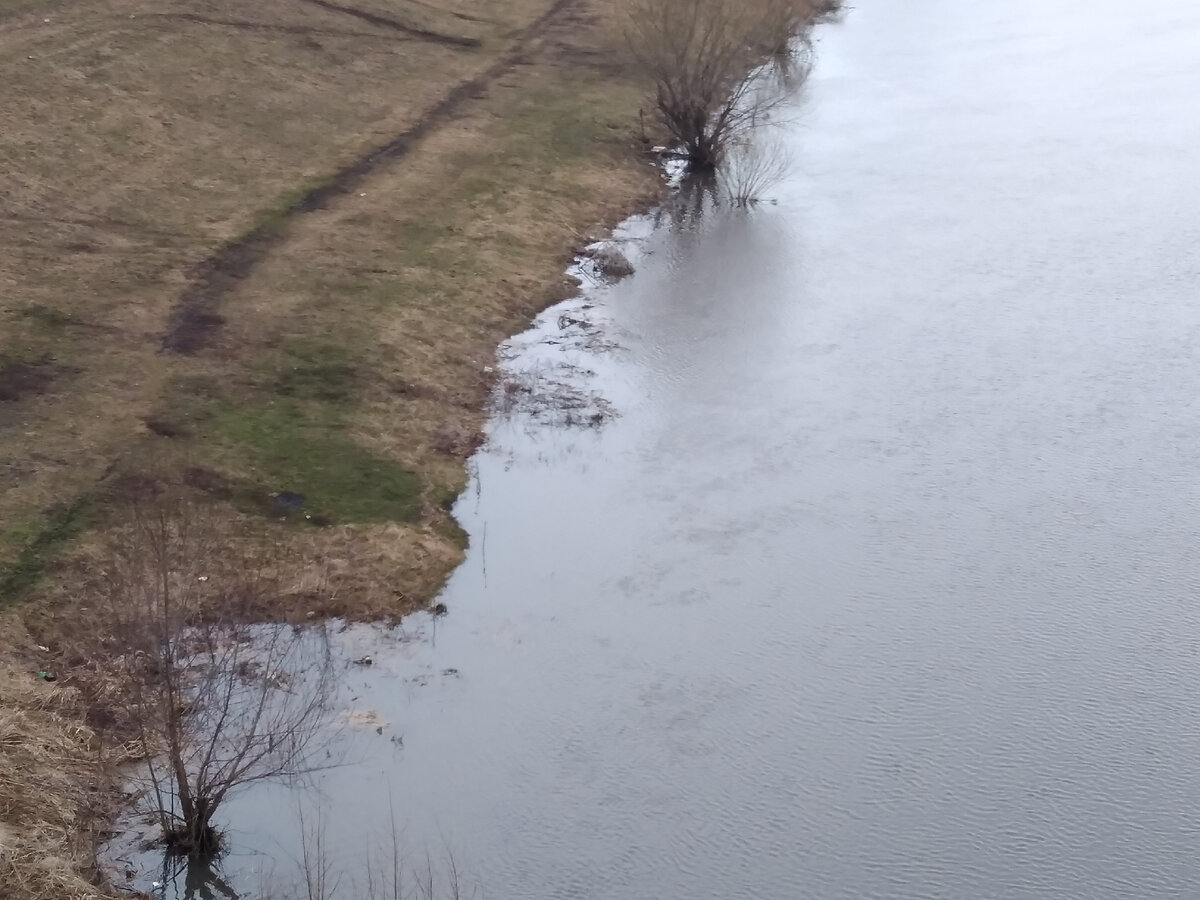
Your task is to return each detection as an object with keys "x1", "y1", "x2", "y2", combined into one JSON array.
[{"x1": 0, "y1": 0, "x2": 661, "y2": 894}]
